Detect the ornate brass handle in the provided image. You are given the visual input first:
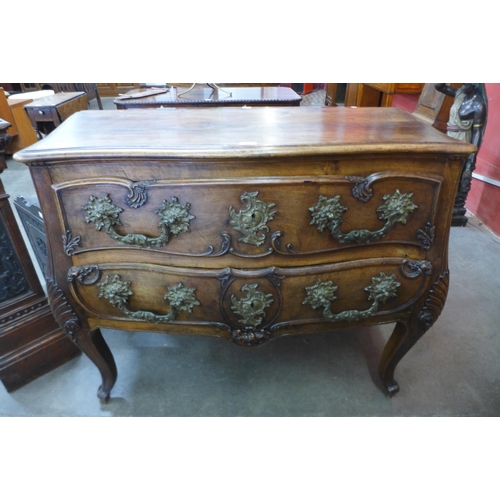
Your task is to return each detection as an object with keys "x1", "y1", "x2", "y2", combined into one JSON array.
[
  {"x1": 83, "y1": 194, "x2": 194, "y2": 248},
  {"x1": 309, "y1": 190, "x2": 417, "y2": 244},
  {"x1": 97, "y1": 274, "x2": 199, "y2": 323},
  {"x1": 303, "y1": 272, "x2": 401, "y2": 322}
]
